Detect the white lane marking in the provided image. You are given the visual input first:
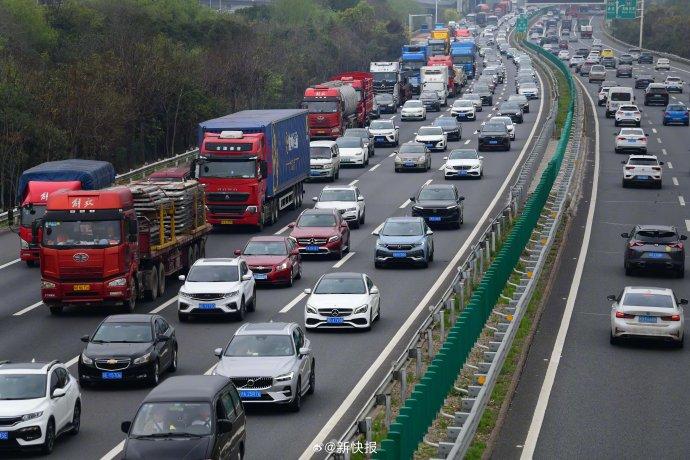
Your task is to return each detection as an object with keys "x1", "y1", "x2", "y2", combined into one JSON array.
[
  {"x1": 439, "y1": 164, "x2": 445, "y2": 171},
  {"x1": 388, "y1": 152, "x2": 397, "y2": 158},
  {"x1": 671, "y1": 96, "x2": 677, "y2": 100},
  {"x1": 0, "y1": 259, "x2": 20, "y2": 270},
  {"x1": 204, "y1": 364, "x2": 216, "y2": 375},
  {"x1": 667, "y1": 162, "x2": 673, "y2": 169},
  {"x1": 371, "y1": 222, "x2": 384, "y2": 235},
  {"x1": 685, "y1": 220, "x2": 690, "y2": 232},
  {"x1": 348, "y1": 179, "x2": 359, "y2": 186},
  {"x1": 399, "y1": 199, "x2": 411, "y2": 209},
  {"x1": 662, "y1": 148, "x2": 668, "y2": 155},
  {"x1": 274, "y1": 225, "x2": 289, "y2": 235},
  {"x1": 673, "y1": 177, "x2": 679, "y2": 186},
  {"x1": 521, "y1": 75, "x2": 600, "y2": 459},
  {"x1": 464, "y1": 139, "x2": 471, "y2": 145},
  {"x1": 679, "y1": 196, "x2": 686, "y2": 207},
  {"x1": 149, "y1": 296, "x2": 179, "y2": 314},
  {"x1": 388, "y1": 115, "x2": 396, "y2": 120},
  {"x1": 65, "y1": 356, "x2": 79, "y2": 368},
  {"x1": 652, "y1": 128, "x2": 657, "y2": 134},
  {"x1": 100, "y1": 440, "x2": 126, "y2": 460},
  {"x1": 301, "y1": 68, "x2": 547, "y2": 460},
  {"x1": 279, "y1": 292, "x2": 307, "y2": 314},
  {"x1": 369, "y1": 163, "x2": 380, "y2": 172},
  {"x1": 14, "y1": 301, "x2": 43, "y2": 316},
  {"x1": 656, "y1": 138, "x2": 662, "y2": 144},
  {"x1": 332, "y1": 252, "x2": 355, "y2": 269}
]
